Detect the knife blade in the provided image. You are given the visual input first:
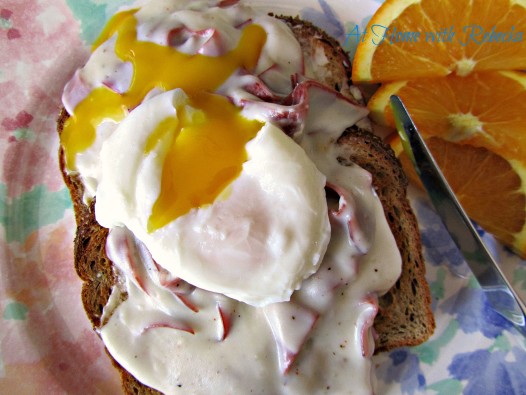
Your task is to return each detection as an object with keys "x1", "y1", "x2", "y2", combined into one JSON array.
[{"x1": 390, "y1": 95, "x2": 526, "y2": 336}]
